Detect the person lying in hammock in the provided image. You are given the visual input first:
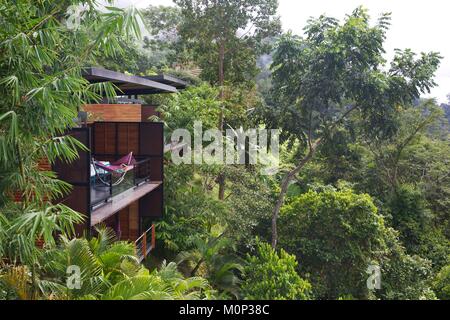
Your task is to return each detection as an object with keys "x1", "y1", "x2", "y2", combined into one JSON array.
[
  {"x1": 94, "y1": 152, "x2": 137, "y2": 175},
  {"x1": 92, "y1": 152, "x2": 137, "y2": 187}
]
